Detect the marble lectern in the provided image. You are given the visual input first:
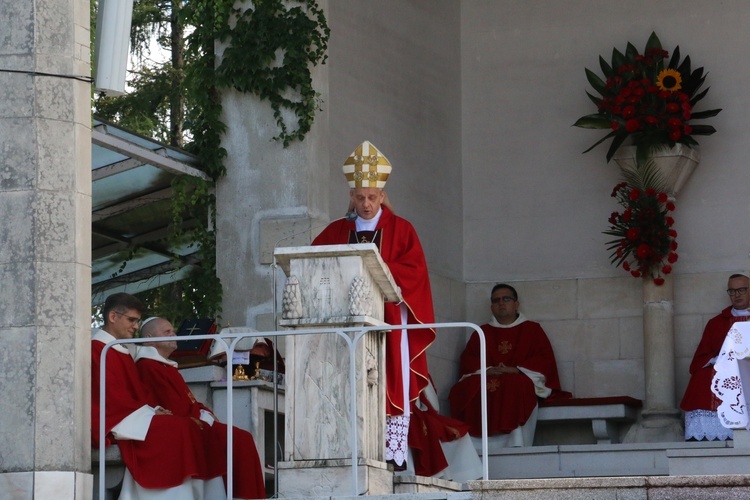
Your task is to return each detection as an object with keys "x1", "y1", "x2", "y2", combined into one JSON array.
[{"x1": 273, "y1": 243, "x2": 402, "y2": 496}]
